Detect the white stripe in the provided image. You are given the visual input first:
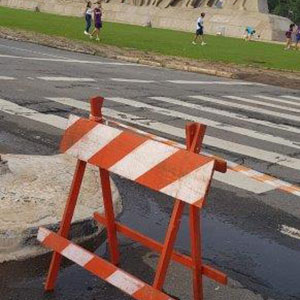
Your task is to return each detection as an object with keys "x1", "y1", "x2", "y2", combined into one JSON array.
[
  {"x1": 37, "y1": 227, "x2": 51, "y2": 242},
  {"x1": 61, "y1": 244, "x2": 93, "y2": 267},
  {"x1": 38, "y1": 77, "x2": 95, "y2": 82},
  {"x1": 109, "y1": 140, "x2": 178, "y2": 180},
  {"x1": 0, "y1": 76, "x2": 15, "y2": 80},
  {"x1": 67, "y1": 124, "x2": 121, "y2": 161},
  {"x1": 281, "y1": 95, "x2": 300, "y2": 102},
  {"x1": 0, "y1": 54, "x2": 137, "y2": 66},
  {"x1": 0, "y1": 98, "x2": 67, "y2": 129},
  {"x1": 111, "y1": 78, "x2": 155, "y2": 83},
  {"x1": 106, "y1": 270, "x2": 144, "y2": 295},
  {"x1": 254, "y1": 95, "x2": 300, "y2": 108},
  {"x1": 280, "y1": 225, "x2": 300, "y2": 240},
  {"x1": 160, "y1": 161, "x2": 215, "y2": 203},
  {"x1": 67, "y1": 114, "x2": 81, "y2": 128},
  {"x1": 46, "y1": 97, "x2": 291, "y2": 193},
  {"x1": 150, "y1": 97, "x2": 300, "y2": 148},
  {"x1": 191, "y1": 95, "x2": 300, "y2": 123},
  {"x1": 225, "y1": 95, "x2": 300, "y2": 114},
  {"x1": 213, "y1": 169, "x2": 273, "y2": 193},
  {"x1": 167, "y1": 80, "x2": 263, "y2": 86}
]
